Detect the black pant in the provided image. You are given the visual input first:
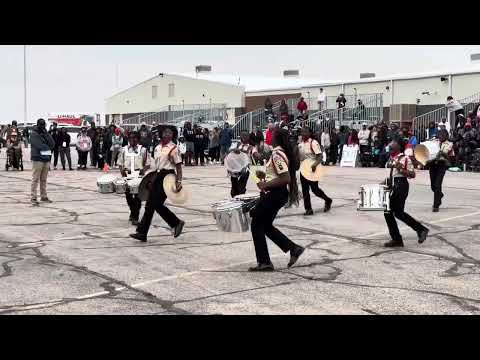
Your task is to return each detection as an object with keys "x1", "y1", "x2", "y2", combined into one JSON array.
[
  {"x1": 209, "y1": 146, "x2": 220, "y2": 161},
  {"x1": 300, "y1": 173, "x2": 331, "y2": 211},
  {"x1": 429, "y1": 163, "x2": 447, "y2": 208},
  {"x1": 97, "y1": 156, "x2": 105, "y2": 170},
  {"x1": 338, "y1": 144, "x2": 345, "y2": 162},
  {"x1": 59, "y1": 147, "x2": 72, "y2": 169},
  {"x1": 195, "y1": 146, "x2": 205, "y2": 165},
  {"x1": 137, "y1": 170, "x2": 180, "y2": 236},
  {"x1": 53, "y1": 148, "x2": 59, "y2": 167},
  {"x1": 250, "y1": 187, "x2": 298, "y2": 264},
  {"x1": 384, "y1": 177, "x2": 426, "y2": 243},
  {"x1": 125, "y1": 188, "x2": 141, "y2": 221},
  {"x1": 330, "y1": 145, "x2": 338, "y2": 164},
  {"x1": 231, "y1": 172, "x2": 249, "y2": 198},
  {"x1": 78, "y1": 151, "x2": 88, "y2": 166},
  {"x1": 90, "y1": 147, "x2": 98, "y2": 167}
]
